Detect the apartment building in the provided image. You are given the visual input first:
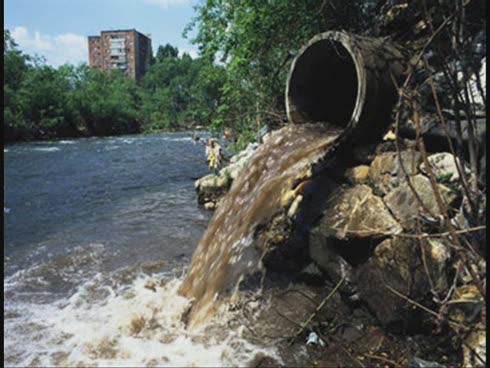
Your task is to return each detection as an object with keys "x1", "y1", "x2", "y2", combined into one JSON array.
[{"x1": 88, "y1": 29, "x2": 152, "y2": 80}]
